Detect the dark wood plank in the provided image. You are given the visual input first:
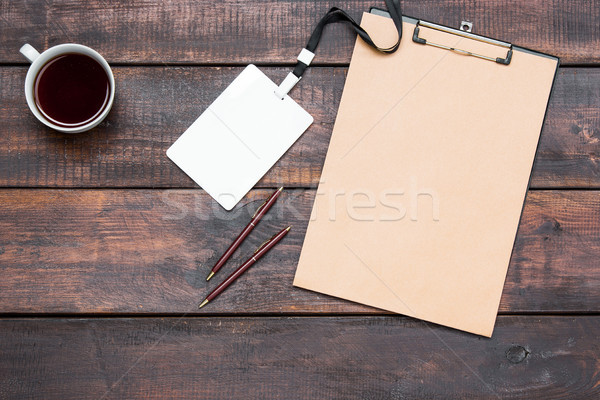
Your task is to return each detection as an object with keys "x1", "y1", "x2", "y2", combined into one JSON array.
[
  {"x1": 3, "y1": 0, "x2": 598, "y2": 65},
  {"x1": 532, "y1": 68, "x2": 600, "y2": 188},
  {"x1": 0, "y1": 316, "x2": 598, "y2": 399},
  {"x1": 1, "y1": 67, "x2": 599, "y2": 189},
  {"x1": 0, "y1": 66, "x2": 341, "y2": 189},
  {"x1": 0, "y1": 189, "x2": 598, "y2": 314}
]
